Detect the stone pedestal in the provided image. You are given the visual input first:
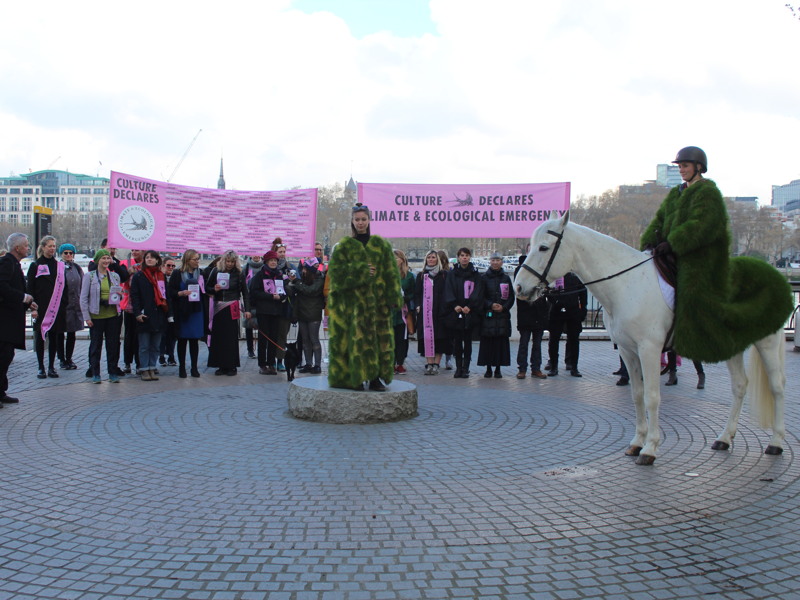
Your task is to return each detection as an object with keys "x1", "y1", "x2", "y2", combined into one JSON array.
[{"x1": 287, "y1": 377, "x2": 418, "y2": 423}]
